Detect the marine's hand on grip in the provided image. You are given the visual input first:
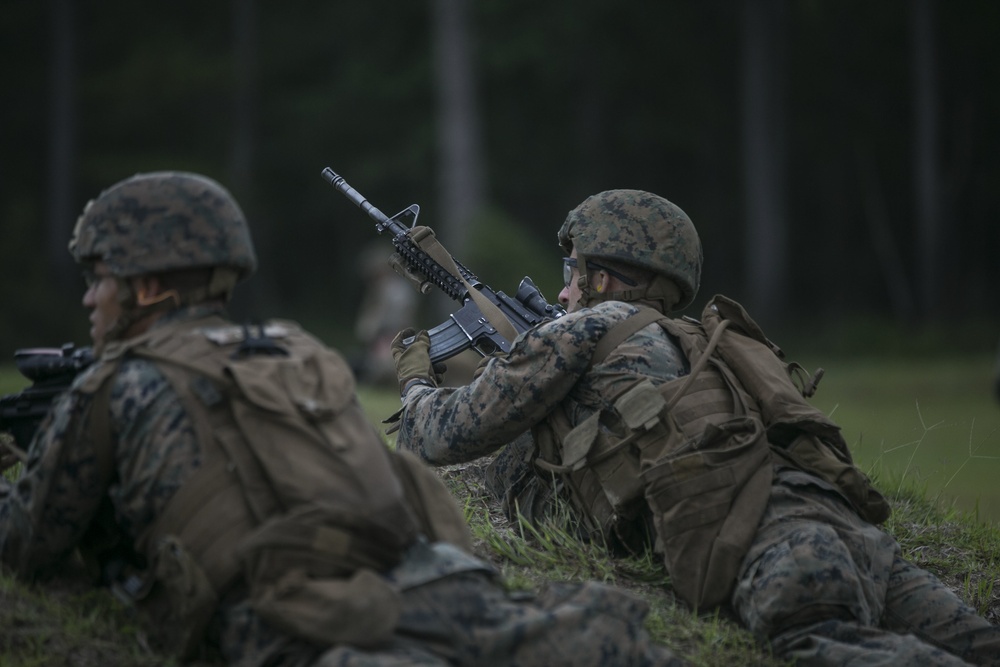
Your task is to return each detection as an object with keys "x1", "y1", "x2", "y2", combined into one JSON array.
[
  {"x1": 391, "y1": 329, "x2": 438, "y2": 396},
  {"x1": 324, "y1": 167, "x2": 565, "y2": 365}
]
